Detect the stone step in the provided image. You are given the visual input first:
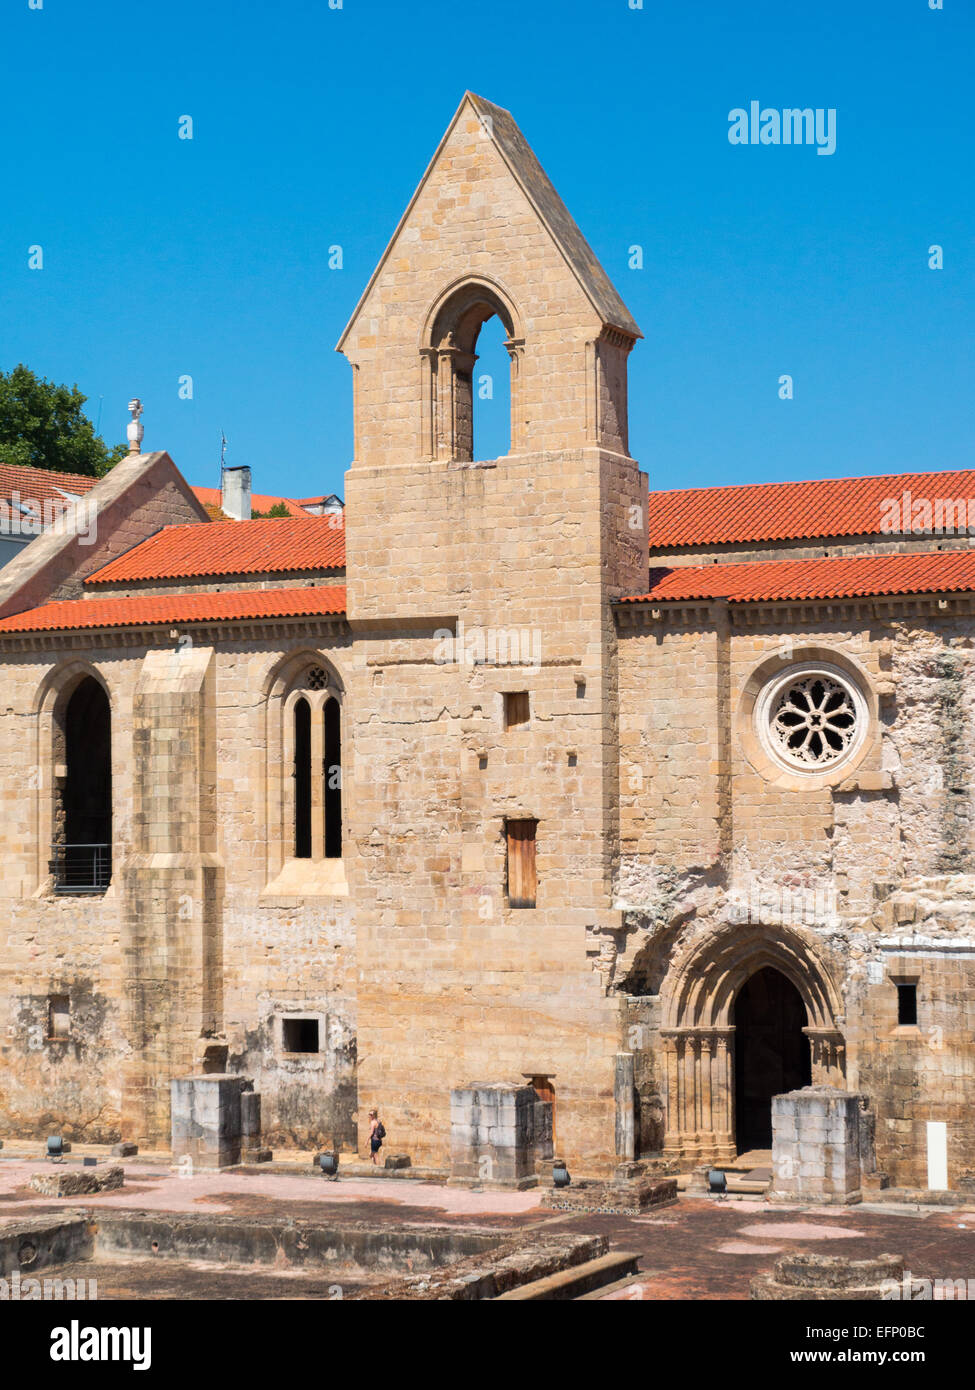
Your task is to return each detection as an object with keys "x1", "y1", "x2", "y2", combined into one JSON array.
[
  {"x1": 677, "y1": 1174, "x2": 769, "y2": 1194},
  {"x1": 493, "y1": 1250, "x2": 640, "y2": 1301},
  {"x1": 575, "y1": 1272, "x2": 654, "y2": 1301}
]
